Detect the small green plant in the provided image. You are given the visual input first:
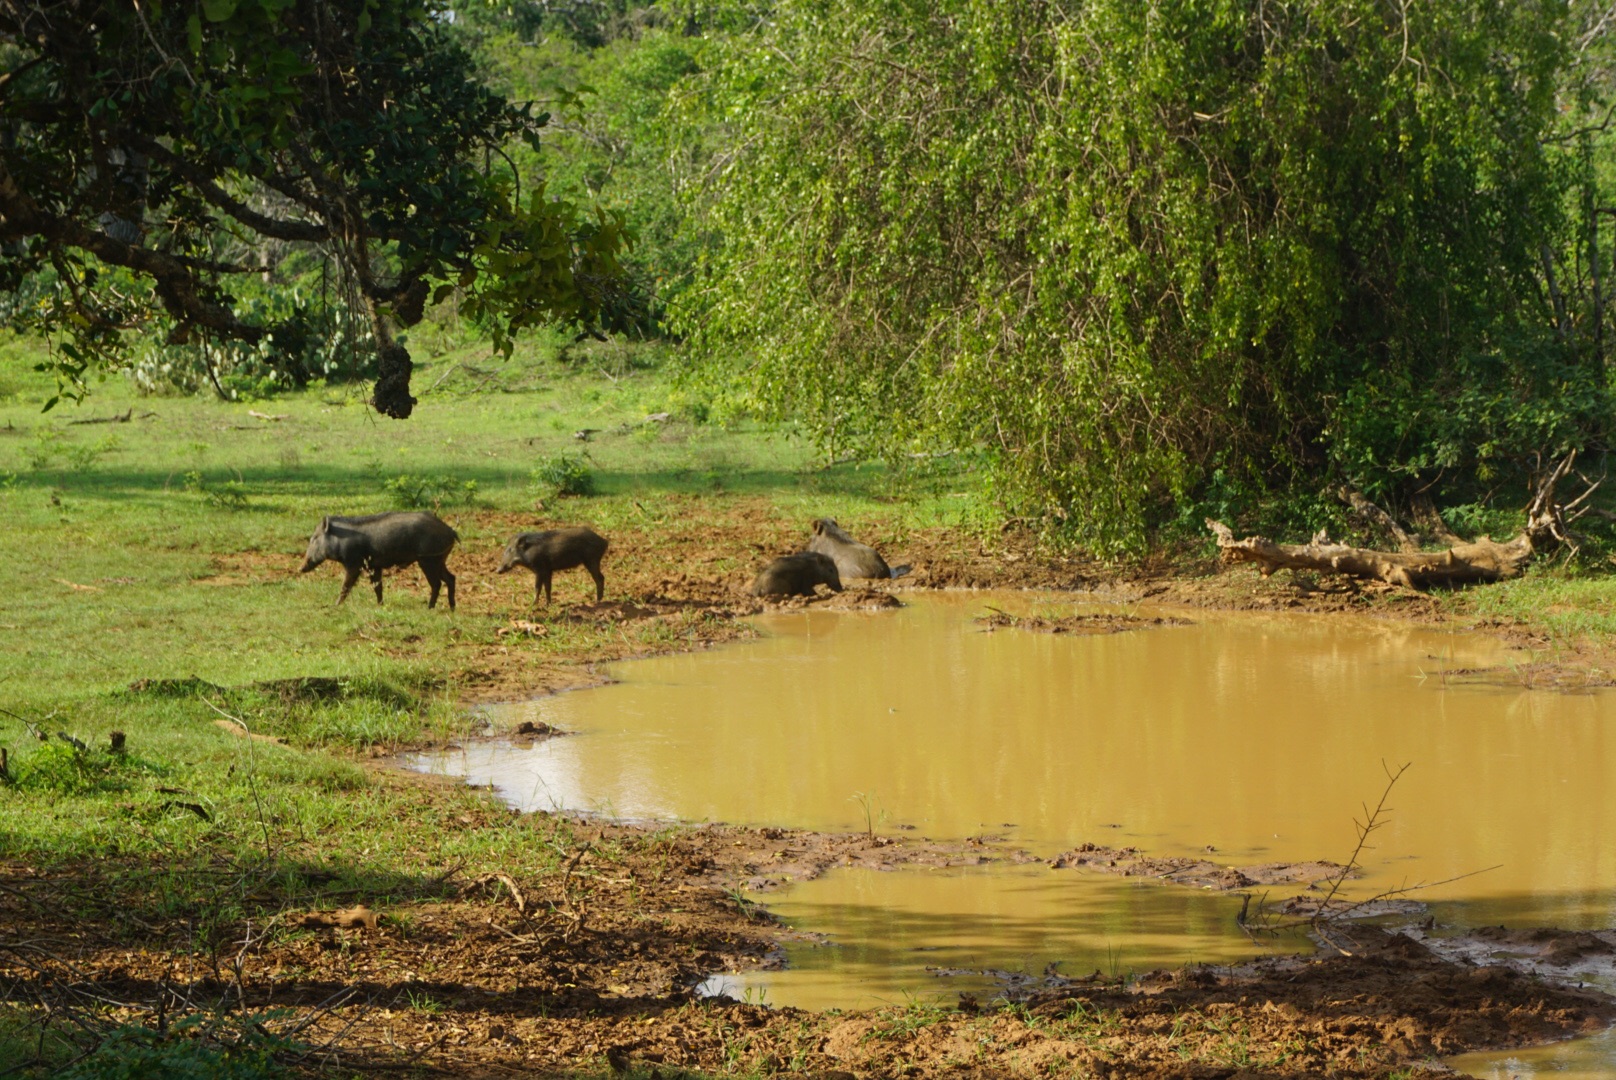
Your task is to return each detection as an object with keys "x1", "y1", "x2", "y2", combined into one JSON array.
[
  {"x1": 61, "y1": 434, "x2": 121, "y2": 470},
  {"x1": 404, "y1": 989, "x2": 446, "y2": 1015},
  {"x1": 873, "y1": 996, "x2": 951, "y2": 1039},
  {"x1": 530, "y1": 454, "x2": 596, "y2": 497},
  {"x1": 57, "y1": 1017, "x2": 291, "y2": 1080},
  {"x1": 25, "y1": 427, "x2": 65, "y2": 469},
  {"x1": 381, "y1": 472, "x2": 478, "y2": 510},
  {"x1": 723, "y1": 886, "x2": 763, "y2": 922},
  {"x1": 849, "y1": 789, "x2": 888, "y2": 838},
  {"x1": 184, "y1": 471, "x2": 251, "y2": 510}
]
